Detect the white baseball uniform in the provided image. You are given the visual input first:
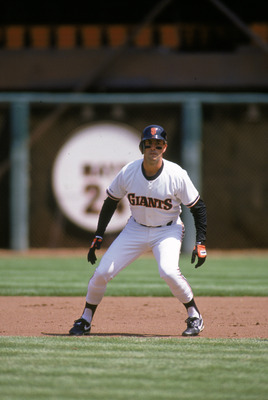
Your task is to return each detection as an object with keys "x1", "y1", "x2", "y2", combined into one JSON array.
[{"x1": 85, "y1": 158, "x2": 200, "y2": 305}]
